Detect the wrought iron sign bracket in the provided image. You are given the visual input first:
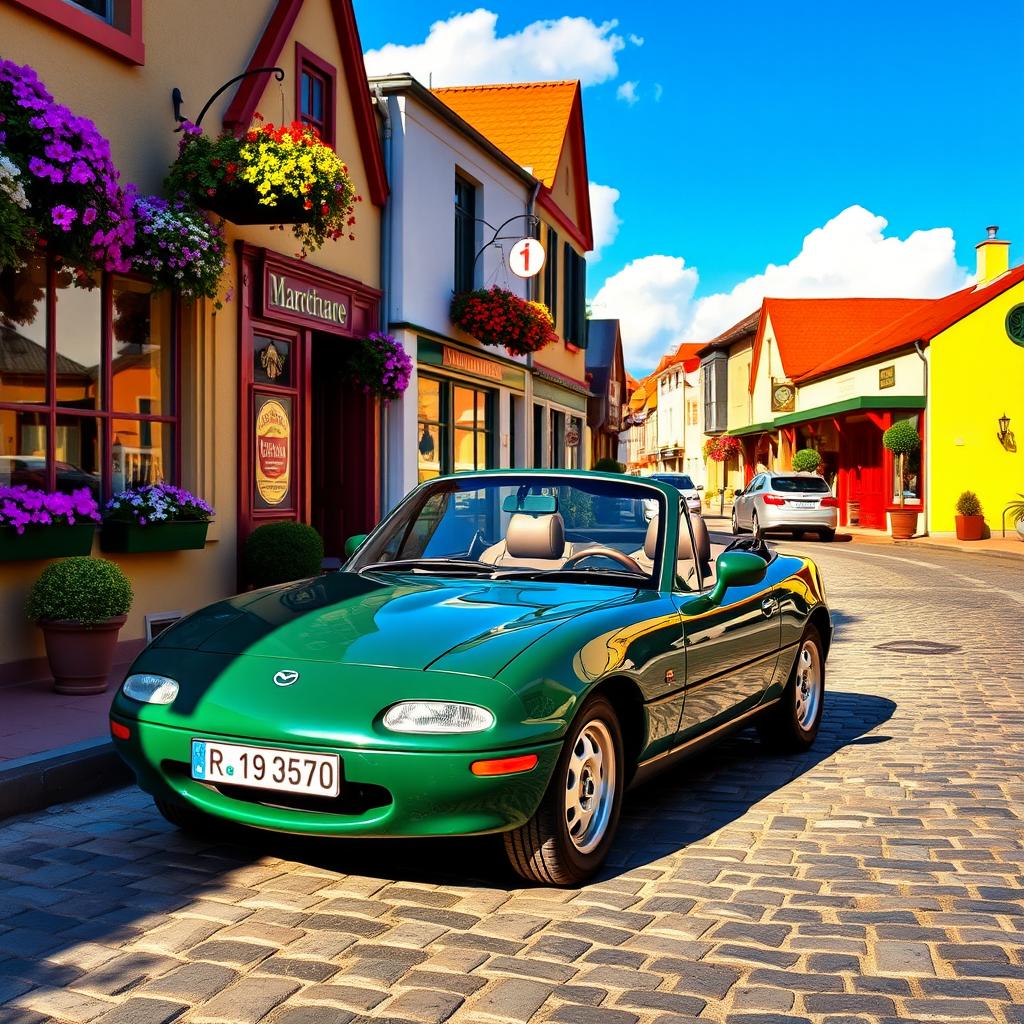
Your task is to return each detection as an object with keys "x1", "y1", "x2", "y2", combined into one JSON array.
[
  {"x1": 472, "y1": 214, "x2": 541, "y2": 269},
  {"x1": 172, "y1": 67, "x2": 286, "y2": 131}
]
